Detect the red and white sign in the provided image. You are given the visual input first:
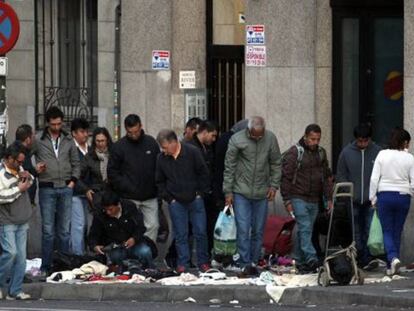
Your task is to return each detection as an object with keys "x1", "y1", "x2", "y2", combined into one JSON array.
[
  {"x1": 0, "y1": 2, "x2": 20, "y2": 55},
  {"x1": 246, "y1": 24, "x2": 265, "y2": 45},
  {"x1": 152, "y1": 50, "x2": 170, "y2": 70},
  {"x1": 245, "y1": 45, "x2": 266, "y2": 67}
]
